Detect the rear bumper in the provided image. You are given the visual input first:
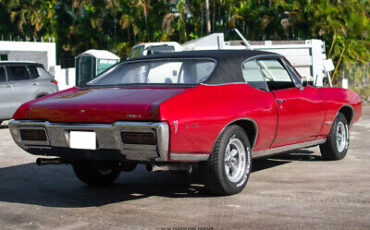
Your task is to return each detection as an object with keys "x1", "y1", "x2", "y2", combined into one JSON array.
[{"x1": 9, "y1": 120, "x2": 169, "y2": 162}]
